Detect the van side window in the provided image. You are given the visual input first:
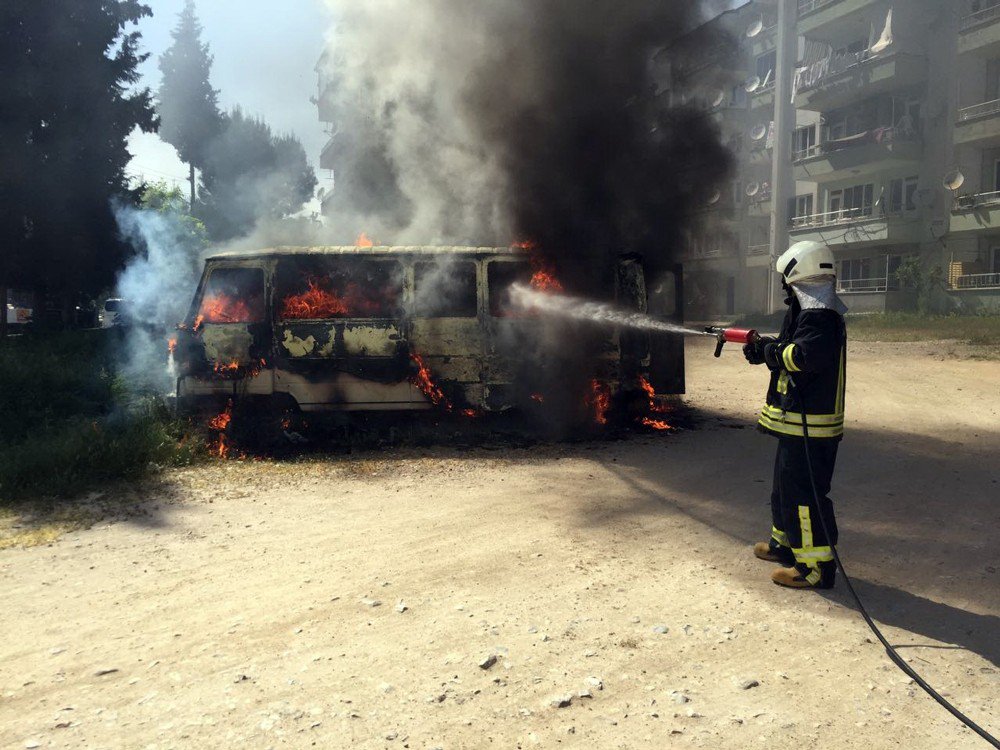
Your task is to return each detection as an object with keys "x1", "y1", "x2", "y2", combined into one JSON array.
[
  {"x1": 488, "y1": 261, "x2": 532, "y2": 317},
  {"x1": 277, "y1": 258, "x2": 403, "y2": 320},
  {"x1": 197, "y1": 268, "x2": 265, "y2": 324},
  {"x1": 413, "y1": 262, "x2": 477, "y2": 318}
]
